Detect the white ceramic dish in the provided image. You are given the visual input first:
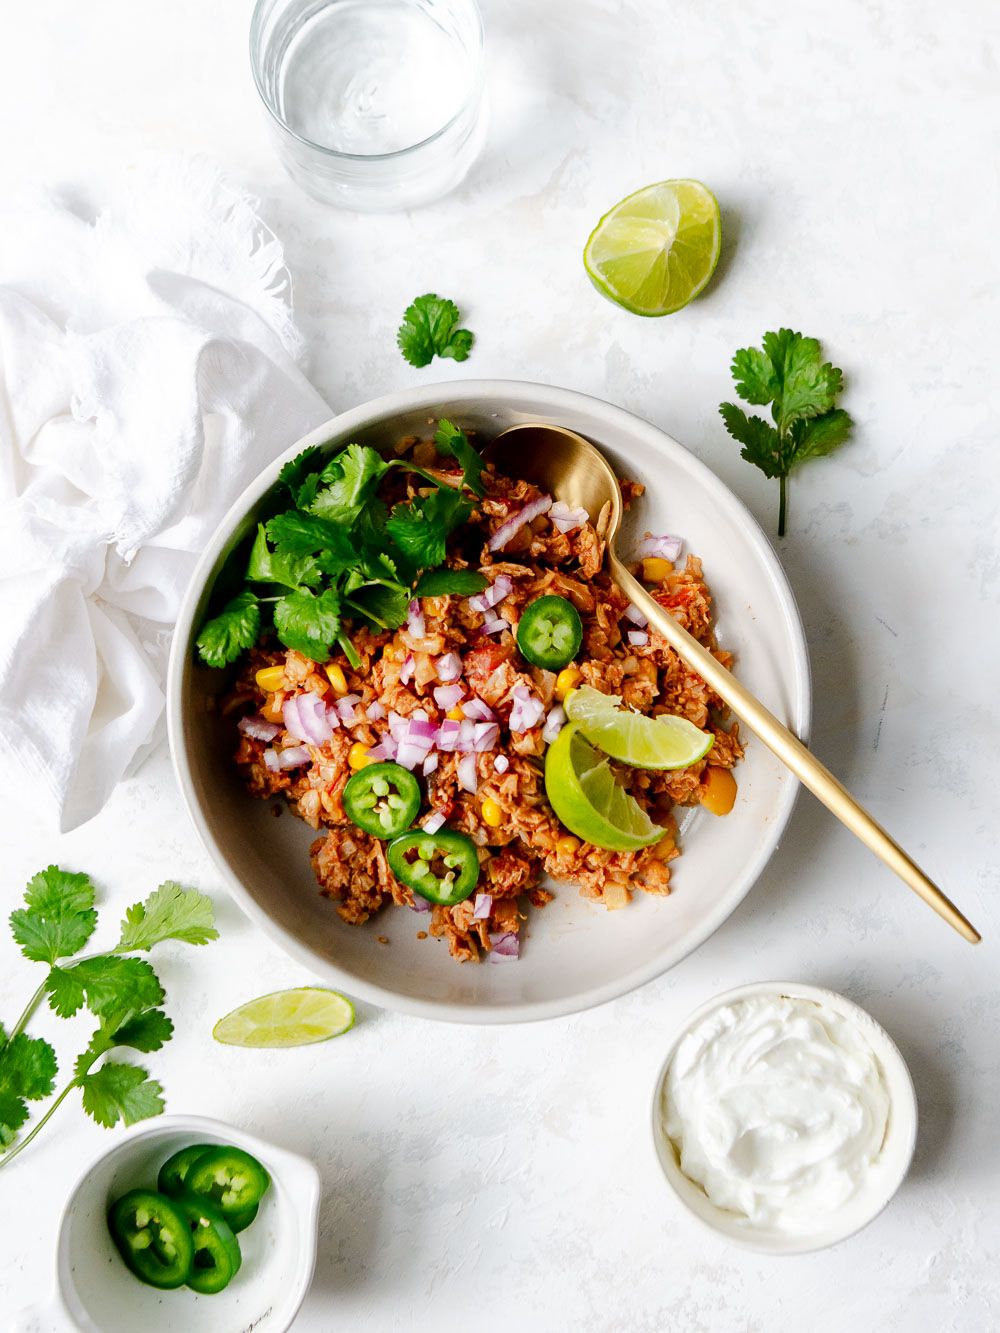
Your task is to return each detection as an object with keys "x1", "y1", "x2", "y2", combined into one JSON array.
[
  {"x1": 167, "y1": 379, "x2": 812, "y2": 1023},
  {"x1": 650, "y1": 981, "x2": 919, "y2": 1254},
  {"x1": 12, "y1": 1115, "x2": 321, "y2": 1333}
]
